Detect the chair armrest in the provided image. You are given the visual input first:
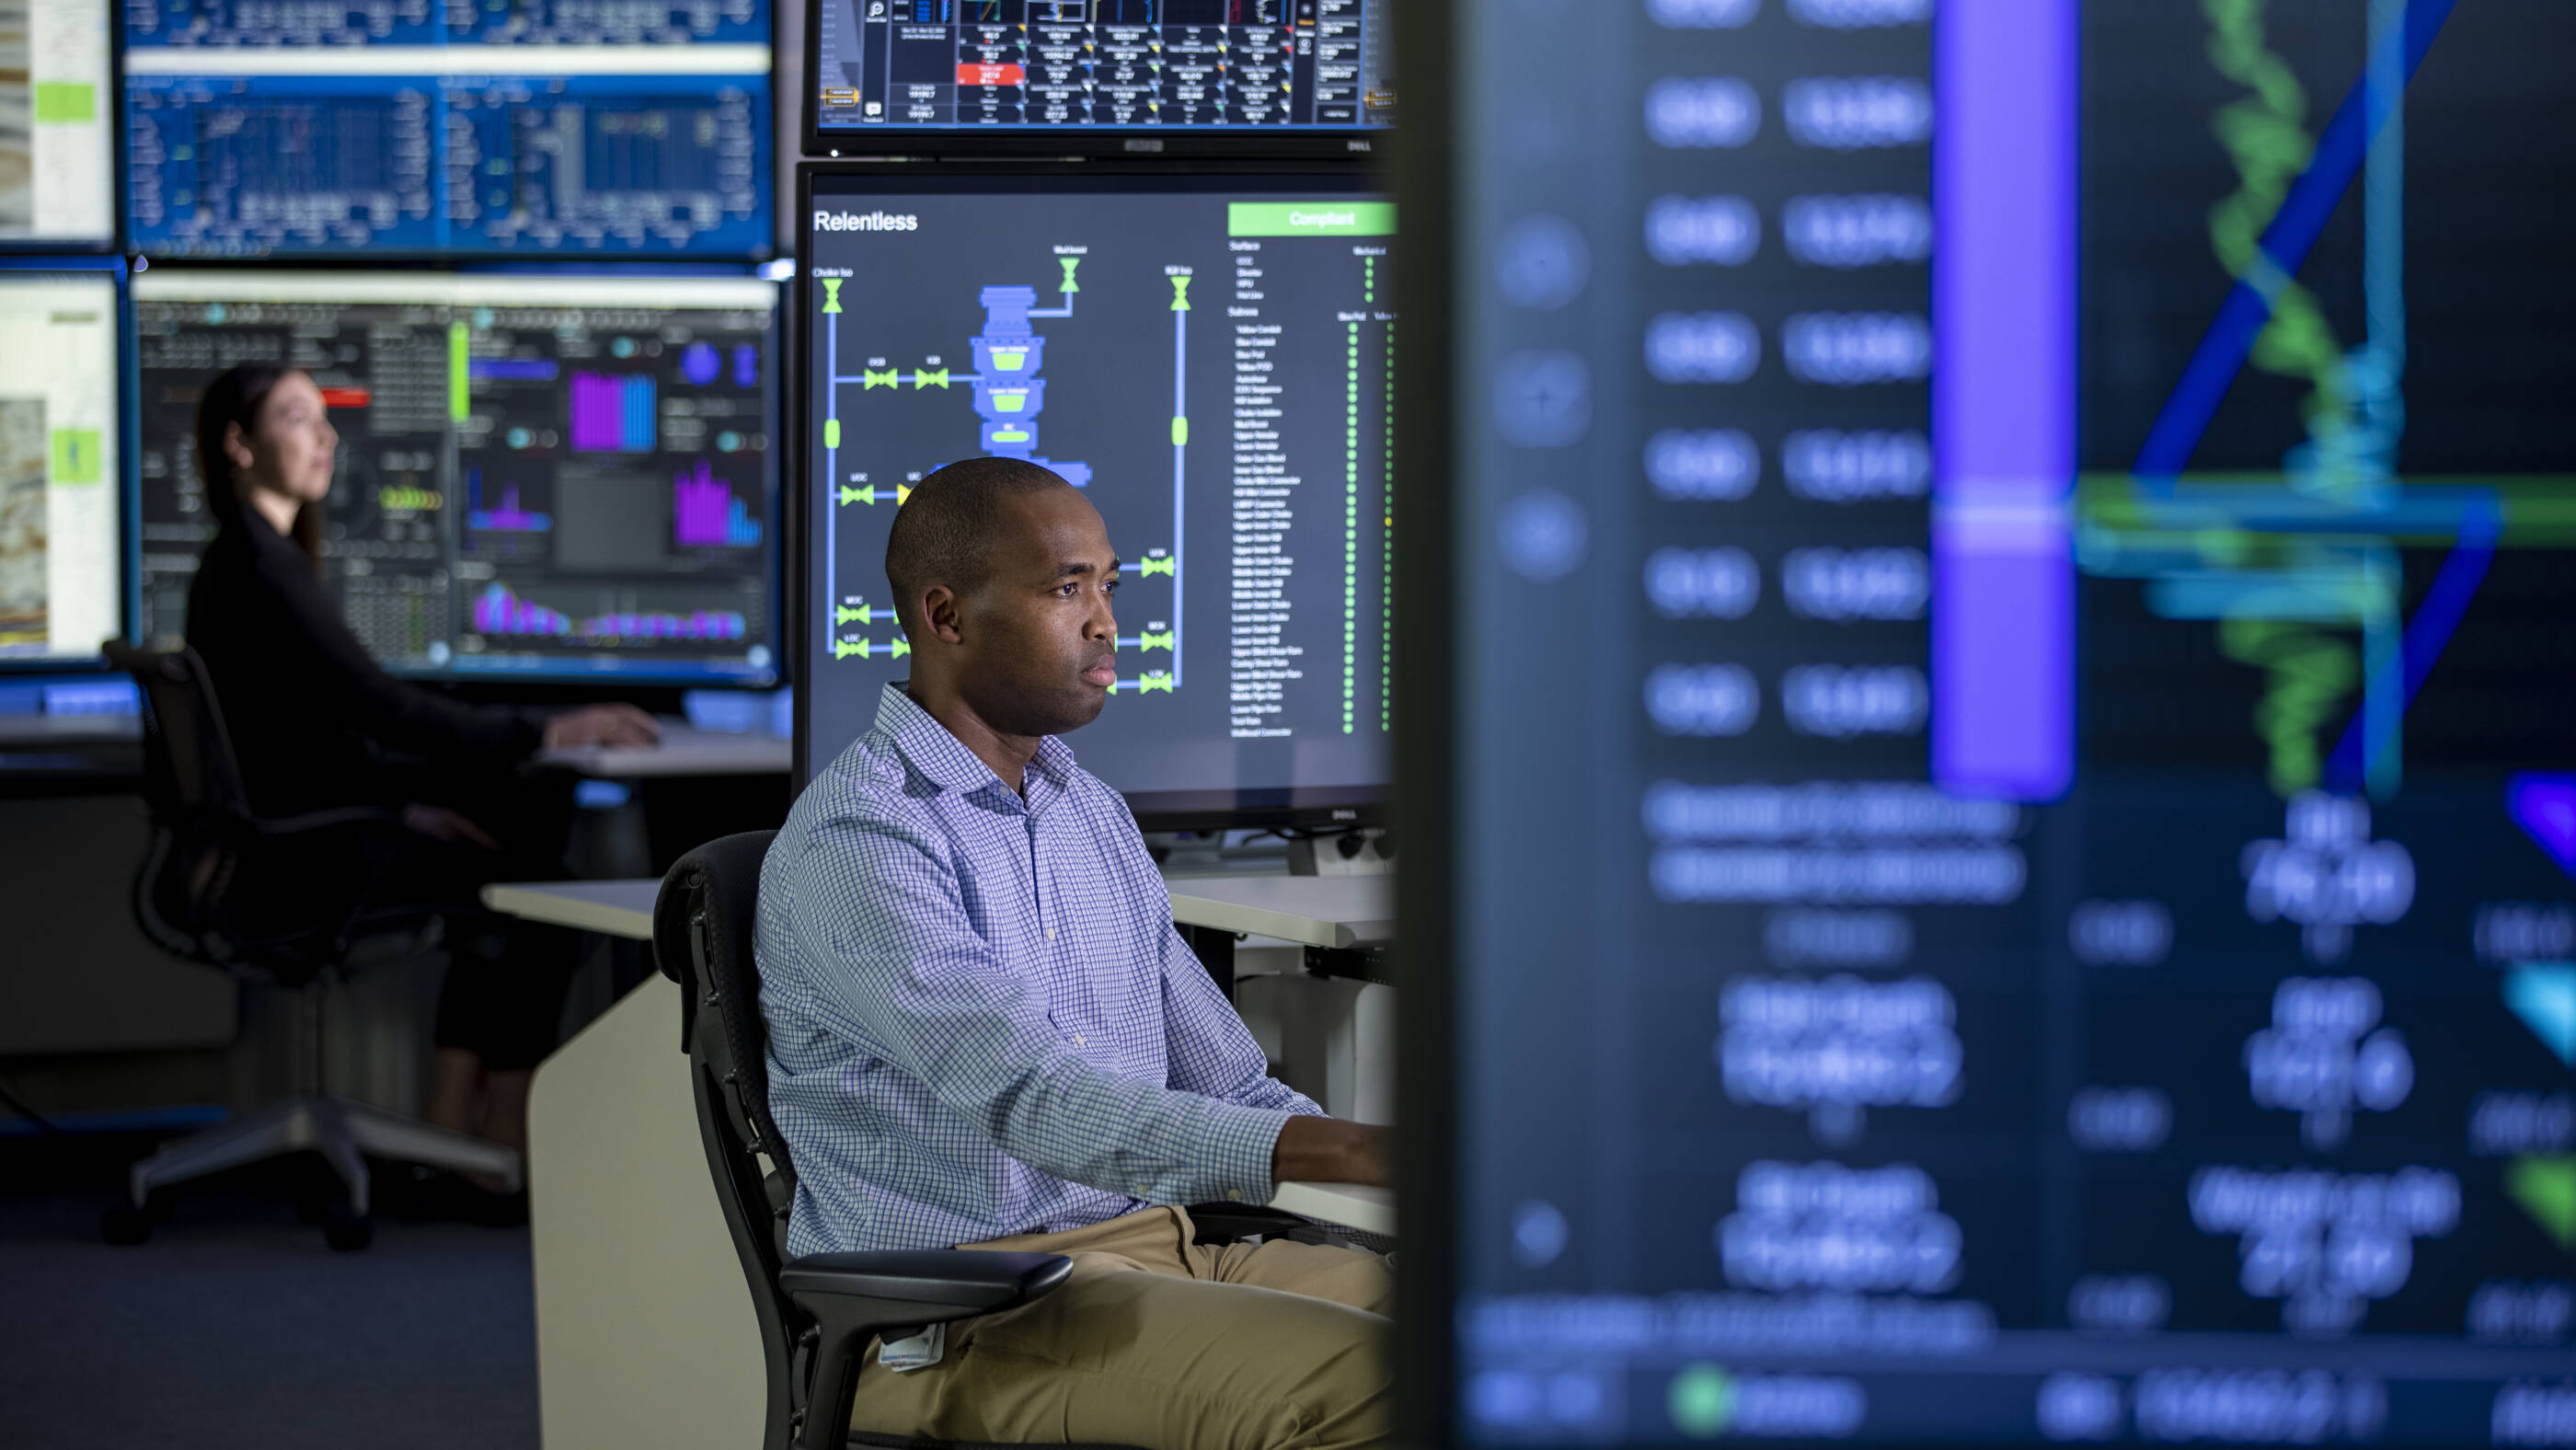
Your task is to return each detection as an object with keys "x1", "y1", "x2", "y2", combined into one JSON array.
[
  {"x1": 779, "y1": 1250, "x2": 1069, "y2": 1450},
  {"x1": 781, "y1": 1249, "x2": 1071, "y2": 1316}
]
